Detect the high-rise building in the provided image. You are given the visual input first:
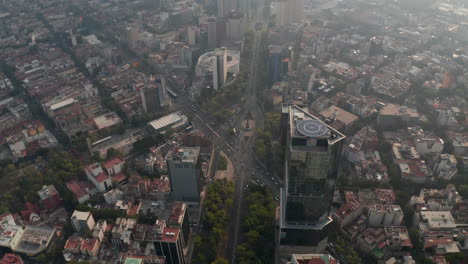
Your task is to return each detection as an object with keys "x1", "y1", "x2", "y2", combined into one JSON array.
[
  {"x1": 141, "y1": 77, "x2": 168, "y2": 113},
  {"x1": 154, "y1": 227, "x2": 185, "y2": 264},
  {"x1": 226, "y1": 10, "x2": 245, "y2": 41},
  {"x1": 125, "y1": 27, "x2": 139, "y2": 49},
  {"x1": 167, "y1": 203, "x2": 190, "y2": 248},
  {"x1": 166, "y1": 147, "x2": 201, "y2": 203},
  {"x1": 273, "y1": 0, "x2": 304, "y2": 26},
  {"x1": 279, "y1": 105, "x2": 345, "y2": 257},
  {"x1": 187, "y1": 26, "x2": 198, "y2": 45},
  {"x1": 217, "y1": 0, "x2": 237, "y2": 18},
  {"x1": 207, "y1": 17, "x2": 218, "y2": 49},
  {"x1": 268, "y1": 45, "x2": 293, "y2": 87},
  {"x1": 214, "y1": 48, "x2": 228, "y2": 90}
]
